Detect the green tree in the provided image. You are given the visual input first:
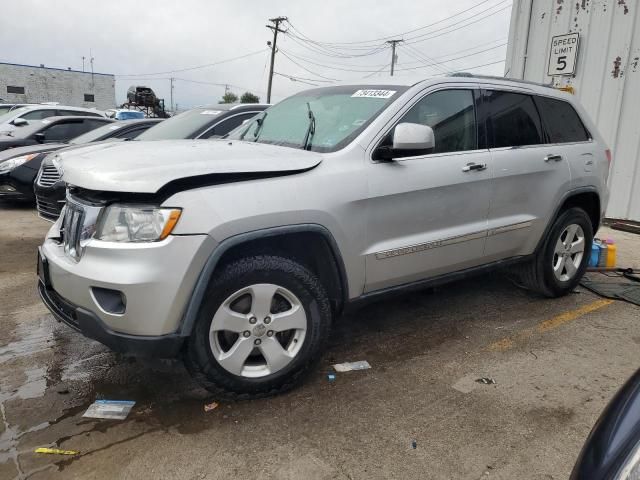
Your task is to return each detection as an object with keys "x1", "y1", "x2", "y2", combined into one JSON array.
[
  {"x1": 240, "y1": 92, "x2": 260, "y2": 103},
  {"x1": 219, "y1": 92, "x2": 238, "y2": 104}
]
